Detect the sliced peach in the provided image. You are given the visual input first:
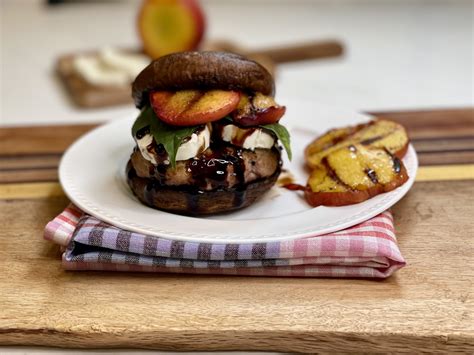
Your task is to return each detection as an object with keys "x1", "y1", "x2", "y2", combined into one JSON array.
[
  {"x1": 233, "y1": 92, "x2": 286, "y2": 126},
  {"x1": 305, "y1": 188, "x2": 371, "y2": 207},
  {"x1": 138, "y1": 0, "x2": 206, "y2": 59},
  {"x1": 304, "y1": 144, "x2": 409, "y2": 207},
  {"x1": 305, "y1": 120, "x2": 409, "y2": 169},
  {"x1": 235, "y1": 106, "x2": 286, "y2": 127},
  {"x1": 150, "y1": 90, "x2": 240, "y2": 126}
]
